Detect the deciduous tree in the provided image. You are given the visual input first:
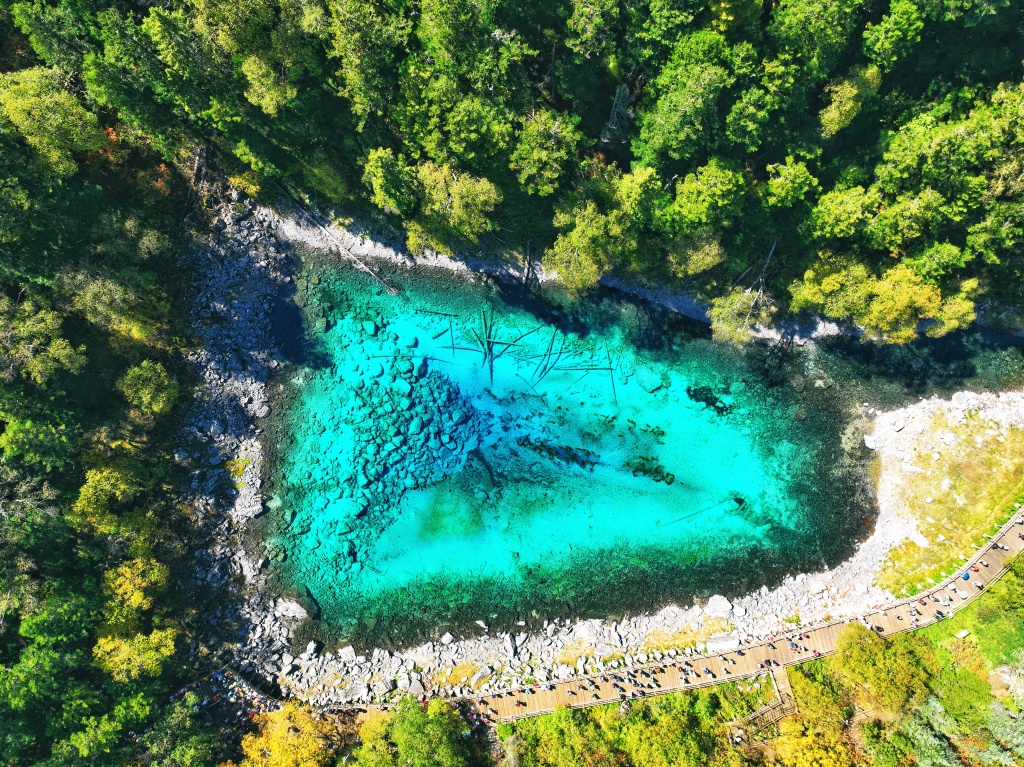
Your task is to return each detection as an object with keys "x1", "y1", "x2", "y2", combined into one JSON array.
[
  {"x1": 408, "y1": 162, "x2": 501, "y2": 254},
  {"x1": 363, "y1": 148, "x2": 416, "y2": 216},
  {"x1": 239, "y1": 701, "x2": 334, "y2": 767},
  {"x1": 93, "y1": 627, "x2": 177, "y2": 682},
  {"x1": 0, "y1": 67, "x2": 105, "y2": 177},
  {"x1": 0, "y1": 295, "x2": 86, "y2": 386},
  {"x1": 116, "y1": 361, "x2": 179, "y2": 422},
  {"x1": 509, "y1": 109, "x2": 583, "y2": 197}
]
